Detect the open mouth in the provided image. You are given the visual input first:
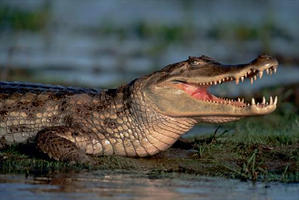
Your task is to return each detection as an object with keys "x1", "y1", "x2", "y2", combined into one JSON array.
[{"x1": 175, "y1": 64, "x2": 278, "y2": 109}]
